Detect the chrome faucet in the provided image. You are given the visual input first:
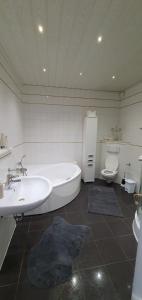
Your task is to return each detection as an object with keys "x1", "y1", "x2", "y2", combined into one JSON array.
[
  {"x1": 6, "y1": 172, "x2": 21, "y2": 190},
  {"x1": 18, "y1": 155, "x2": 26, "y2": 168},
  {"x1": 6, "y1": 155, "x2": 27, "y2": 189},
  {"x1": 17, "y1": 155, "x2": 27, "y2": 176}
]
